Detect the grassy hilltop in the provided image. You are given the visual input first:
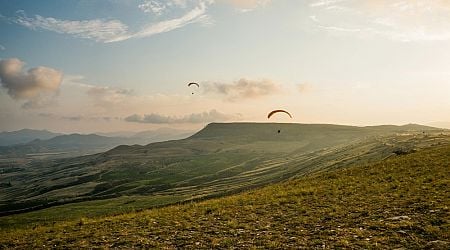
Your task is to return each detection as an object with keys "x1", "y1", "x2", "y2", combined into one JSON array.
[{"x1": 1, "y1": 145, "x2": 448, "y2": 248}]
